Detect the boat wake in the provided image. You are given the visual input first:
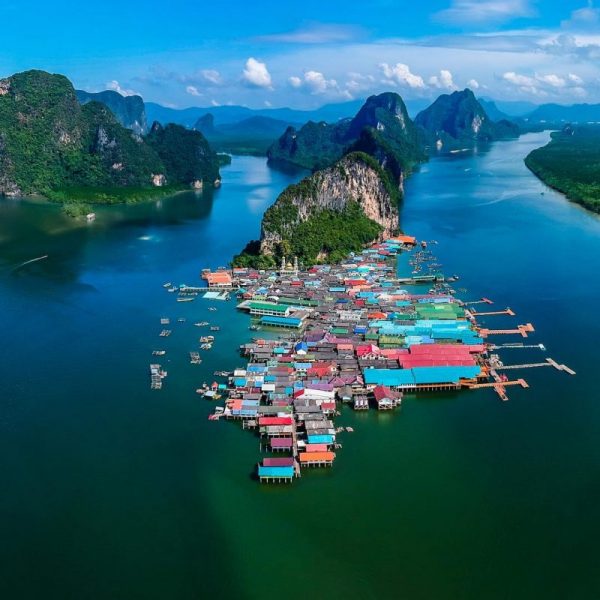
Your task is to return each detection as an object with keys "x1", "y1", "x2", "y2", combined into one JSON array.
[{"x1": 11, "y1": 255, "x2": 48, "y2": 272}]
